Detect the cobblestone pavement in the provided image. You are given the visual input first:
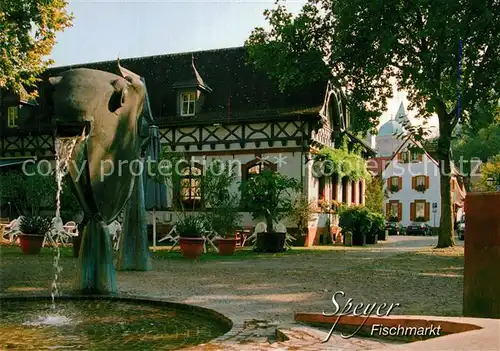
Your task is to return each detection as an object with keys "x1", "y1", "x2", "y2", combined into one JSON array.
[
  {"x1": 117, "y1": 236, "x2": 458, "y2": 350},
  {"x1": 1, "y1": 235, "x2": 464, "y2": 350}
]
